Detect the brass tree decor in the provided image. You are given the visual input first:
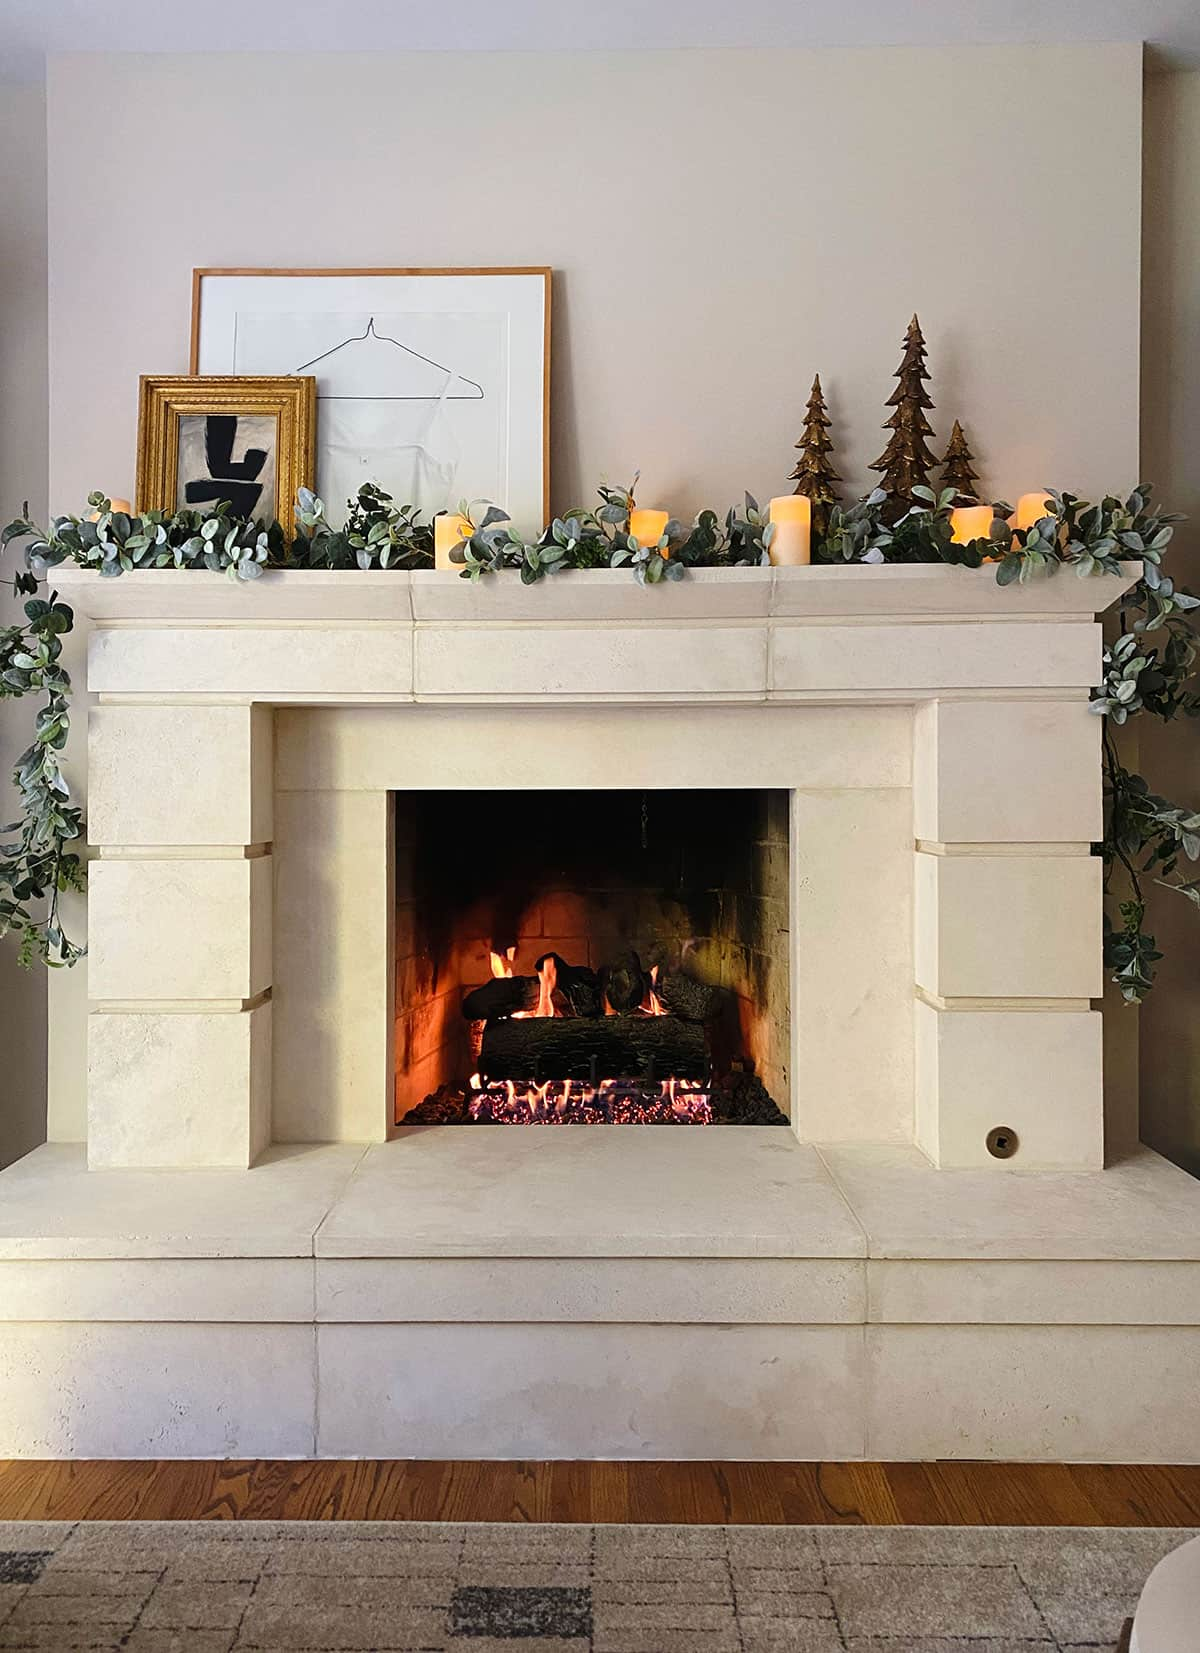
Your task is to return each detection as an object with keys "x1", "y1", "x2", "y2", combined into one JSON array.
[
  {"x1": 940, "y1": 420, "x2": 980, "y2": 501},
  {"x1": 789, "y1": 374, "x2": 841, "y2": 537},
  {"x1": 870, "y1": 314, "x2": 938, "y2": 507}
]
